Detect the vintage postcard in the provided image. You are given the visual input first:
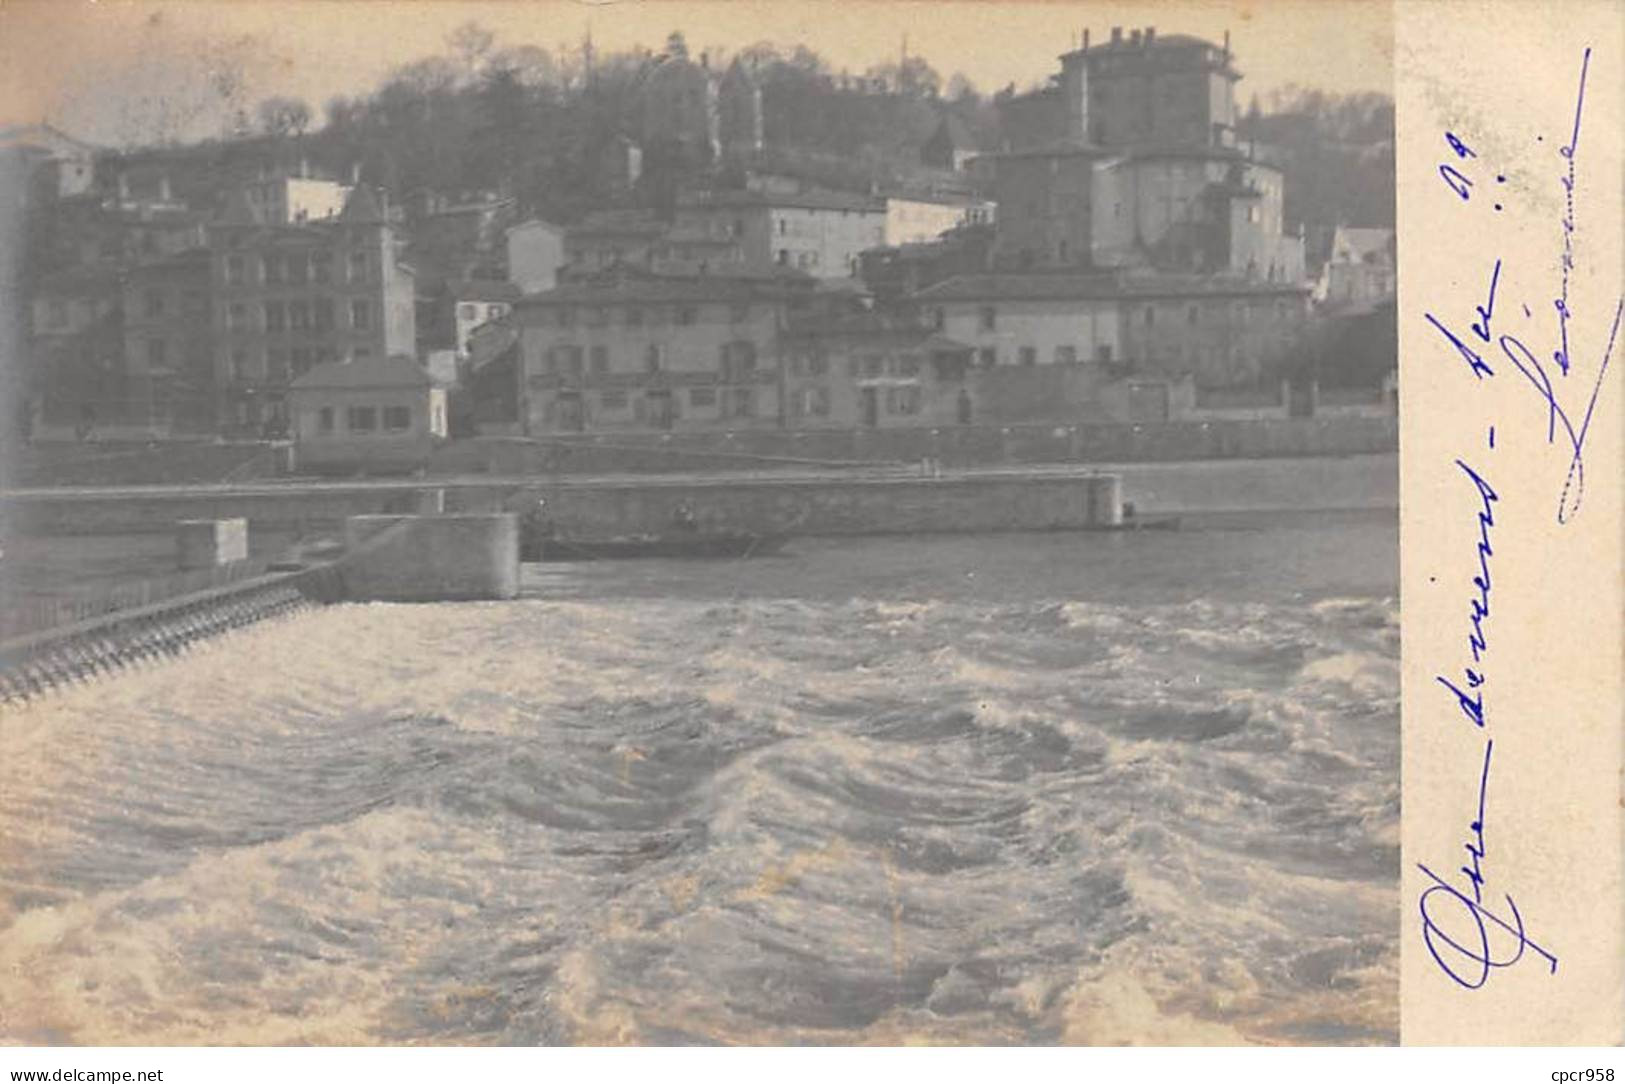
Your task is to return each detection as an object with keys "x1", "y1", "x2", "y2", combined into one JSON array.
[{"x1": 0, "y1": 0, "x2": 1616, "y2": 1060}]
